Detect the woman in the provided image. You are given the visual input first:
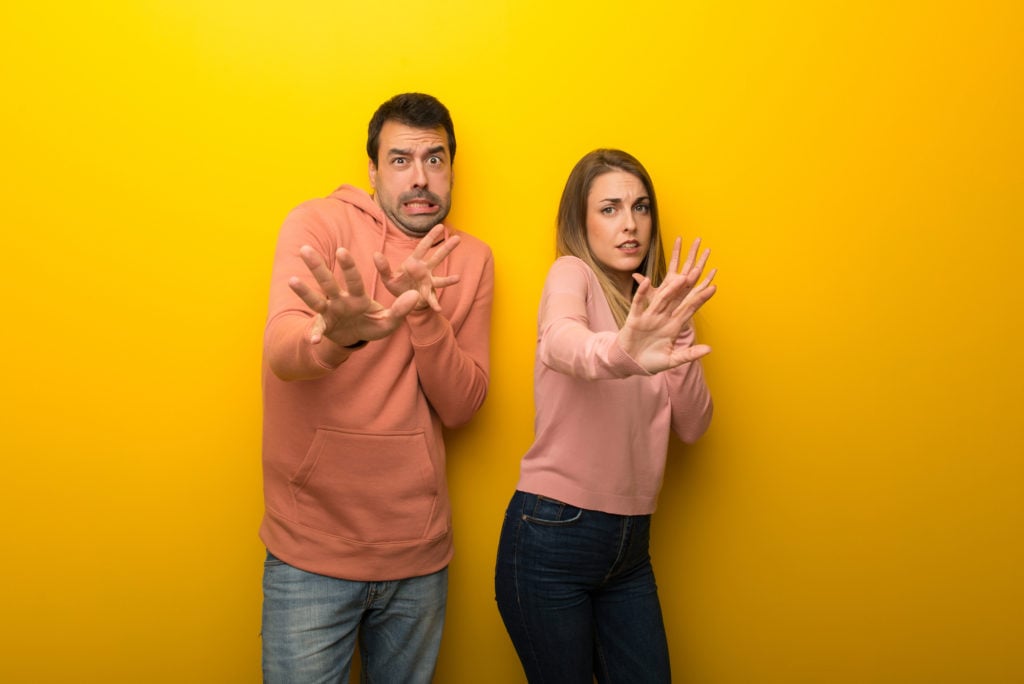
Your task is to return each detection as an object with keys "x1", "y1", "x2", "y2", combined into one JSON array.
[{"x1": 494, "y1": 149, "x2": 717, "y2": 683}]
